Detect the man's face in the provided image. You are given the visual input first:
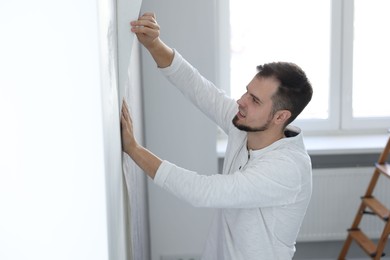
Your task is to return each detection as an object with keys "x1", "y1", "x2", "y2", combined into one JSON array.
[{"x1": 232, "y1": 76, "x2": 279, "y2": 132}]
